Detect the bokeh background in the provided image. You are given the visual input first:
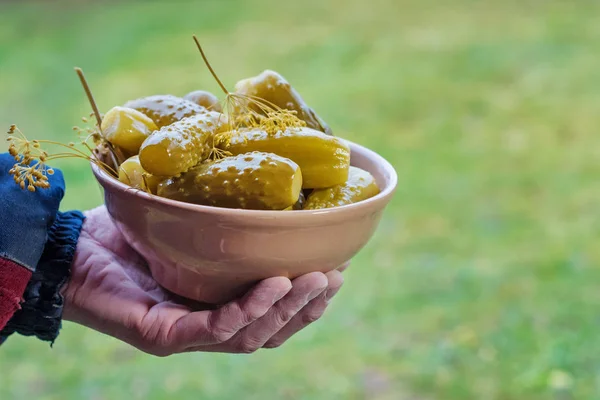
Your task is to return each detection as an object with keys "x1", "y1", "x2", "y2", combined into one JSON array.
[{"x1": 1, "y1": 0, "x2": 600, "y2": 398}]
